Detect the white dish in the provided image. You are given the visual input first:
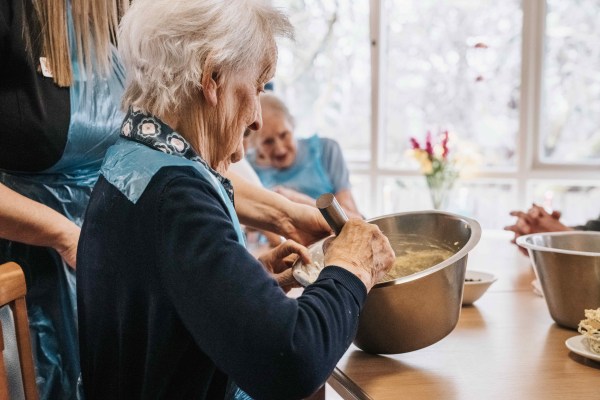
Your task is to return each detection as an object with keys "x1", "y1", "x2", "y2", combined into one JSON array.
[
  {"x1": 565, "y1": 335, "x2": 600, "y2": 362},
  {"x1": 531, "y1": 279, "x2": 544, "y2": 297},
  {"x1": 462, "y1": 270, "x2": 497, "y2": 306}
]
